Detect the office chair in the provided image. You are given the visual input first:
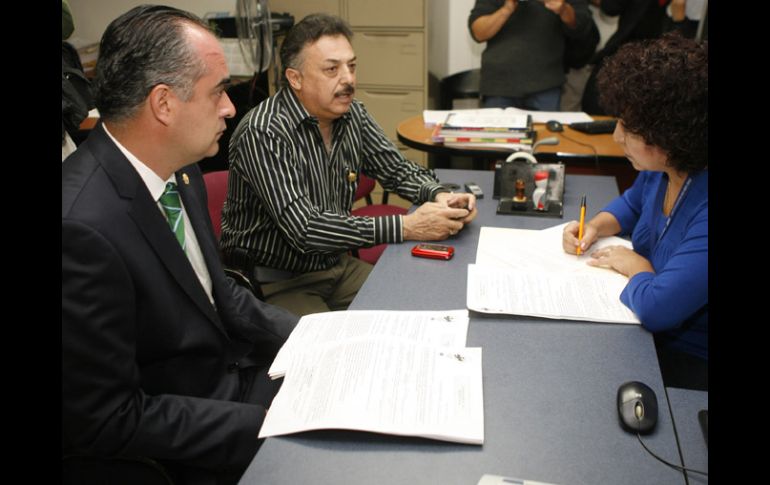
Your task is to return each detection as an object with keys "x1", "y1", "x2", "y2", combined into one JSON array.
[
  {"x1": 436, "y1": 69, "x2": 490, "y2": 169},
  {"x1": 202, "y1": 170, "x2": 263, "y2": 299},
  {"x1": 197, "y1": 73, "x2": 270, "y2": 173},
  {"x1": 351, "y1": 174, "x2": 408, "y2": 265},
  {"x1": 202, "y1": 170, "x2": 229, "y2": 241},
  {"x1": 355, "y1": 172, "x2": 376, "y2": 205},
  {"x1": 438, "y1": 68, "x2": 481, "y2": 110}
]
